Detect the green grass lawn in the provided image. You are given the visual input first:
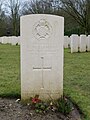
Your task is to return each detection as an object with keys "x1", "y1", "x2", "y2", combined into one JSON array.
[
  {"x1": 64, "y1": 49, "x2": 90, "y2": 119},
  {"x1": 0, "y1": 44, "x2": 90, "y2": 119},
  {"x1": 0, "y1": 44, "x2": 20, "y2": 98}
]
